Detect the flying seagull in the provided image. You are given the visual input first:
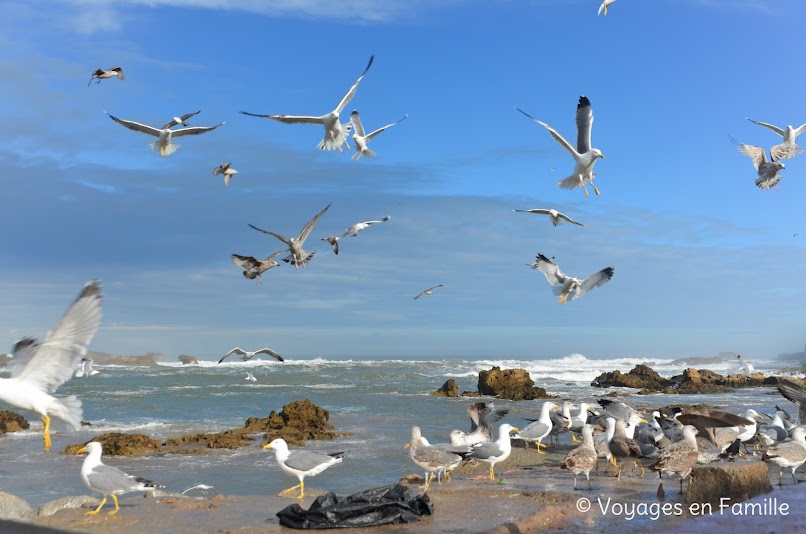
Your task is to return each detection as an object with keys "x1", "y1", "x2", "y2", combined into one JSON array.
[
  {"x1": 530, "y1": 253, "x2": 614, "y2": 304},
  {"x1": 513, "y1": 208, "x2": 583, "y2": 227},
  {"x1": 746, "y1": 118, "x2": 806, "y2": 160},
  {"x1": 451, "y1": 402, "x2": 510, "y2": 446},
  {"x1": 88, "y1": 67, "x2": 124, "y2": 86},
  {"x1": 737, "y1": 354, "x2": 754, "y2": 378},
  {"x1": 776, "y1": 378, "x2": 806, "y2": 425},
  {"x1": 348, "y1": 111, "x2": 407, "y2": 161},
  {"x1": 517, "y1": 96, "x2": 605, "y2": 197},
  {"x1": 343, "y1": 216, "x2": 390, "y2": 237},
  {"x1": 598, "y1": 0, "x2": 617, "y2": 16},
  {"x1": 181, "y1": 484, "x2": 219, "y2": 496},
  {"x1": 263, "y1": 438, "x2": 344, "y2": 499},
  {"x1": 217, "y1": 347, "x2": 285, "y2": 364},
  {"x1": 245, "y1": 372, "x2": 257, "y2": 383},
  {"x1": 730, "y1": 137, "x2": 785, "y2": 190},
  {"x1": 0, "y1": 280, "x2": 102, "y2": 452},
  {"x1": 162, "y1": 110, "x2": 201, "y2": 130},
  {"x1": 104, "y1": 111, "x2": 224, "y2": 157},
  {"x1": 231, "y1": 250, "x2": 287, "y2": 285},
  {"x1": 321, "y1": 236, "x2": 340, "y2": 255},
  {"x1": 79, "y1": 441, "x2": 161, "y2": 515},
  {"x1": 249, "y1": 203, "x2": 332, "y2": 269},
  {"x1": 413, "y1": 284, "x2": 444, "y2": 300},
  {"x1": 75, "y1": 357, "x2": 100, "y2": 378},
  {"x1": 213, "y1": 162, "x2": 239, "y2": 187},
  {"x1": 240, "y1": 56, "x2": 374, "y2": 153}
]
